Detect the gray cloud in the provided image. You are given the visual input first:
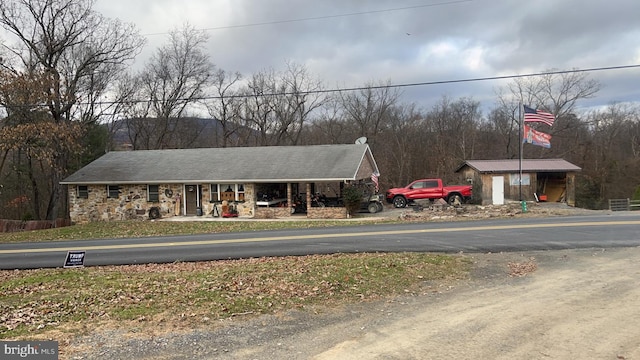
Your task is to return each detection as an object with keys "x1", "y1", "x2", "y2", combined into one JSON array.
[{"x1": 95, "y1": 0, "x2": 640, "y2": 112}]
